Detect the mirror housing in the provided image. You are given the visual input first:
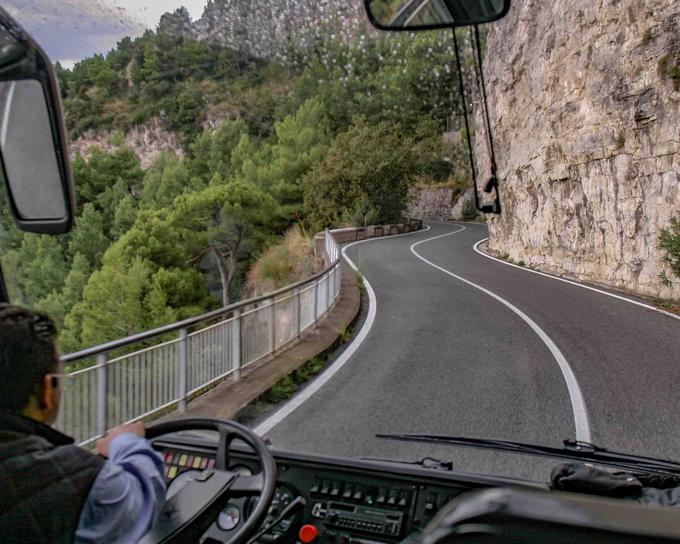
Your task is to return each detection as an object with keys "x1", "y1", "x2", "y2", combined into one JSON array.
[
  {"x1": 364, "y1": 0, "x2": 511, "y2": 31},
  {"x1": 0, "y1": 7, "x2": 75, "y2": 234}
]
